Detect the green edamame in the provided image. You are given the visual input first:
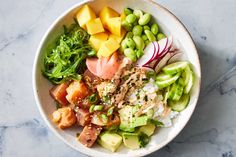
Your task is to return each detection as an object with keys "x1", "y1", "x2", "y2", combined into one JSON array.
[
  {"x1": 142, "y1": 34, "x2": 148, "y2": 41},
  {"x1": 122, "y1": 20, "x2": 132, "y2": 31},
  {"x1": 126, "y1": 31, "x2": 134, "y2": 38},
  {"x1": 143, "y1": 25, "x2": 150, "y2": 30},
  {"x1": 133, "y1": 9, "x2": 143, "y2": 19},
  {"x1": 133, "y1": 36, "x2": 145, "y2": 50},
  {"x1": 144, "y1": 30, "x2": 156, "y2": 41},
  {"x1": 157, "y1": 33, "x2": 166, "y2": 41},
  {"x1": 136, "y1": 49, "x2": 144, "y2": 58},
  {"x1": 132, "y1": 25, "x2": 143, "y2": 36},
  {"x1": 124, "y1": 8, "x2": 133, "y2": 15},
  {"x1": 126, "y1": 14, "x2": 137, "y2": 24},
  {"x1": 145, "y1": 40, "x2": 150, "y2": 45},
  {"x1": 120, "y1": 40, "x2": 128, "y2": 52},
  {"x1": 125, "y1": 38, "x2": 136, "y2": 49},
  {"x1": 151, "y1": 24, "x2": 159, "y2": 35},
  {"x1": 124, "y1": 48, "x2": 137, "y2": 62},
  {"x1": 138, "y1": 13, "x2": 151, "y2": 25}
]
